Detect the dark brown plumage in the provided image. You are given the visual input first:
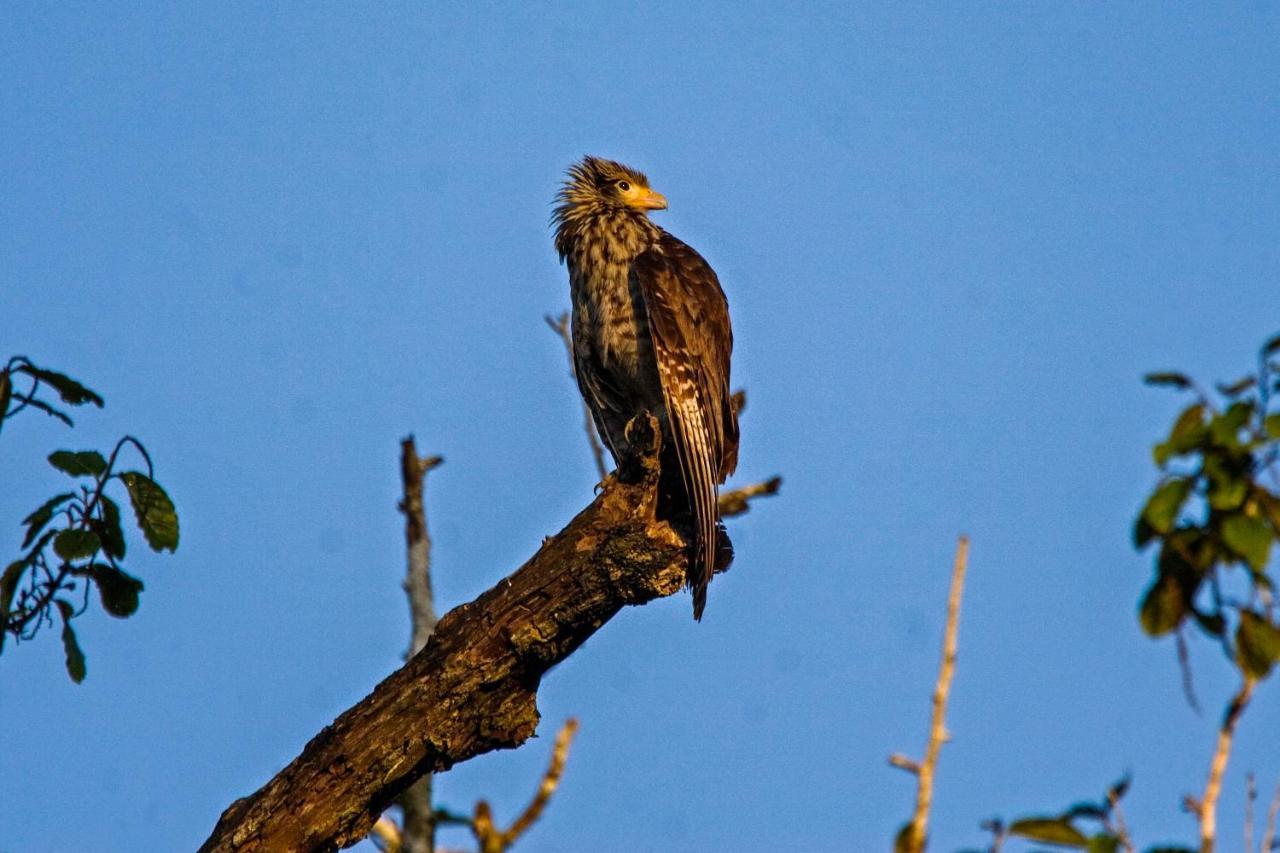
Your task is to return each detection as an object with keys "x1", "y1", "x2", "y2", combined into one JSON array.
[{"x1": 552, "y1": 156, "x2": 738, "y2": 620}]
